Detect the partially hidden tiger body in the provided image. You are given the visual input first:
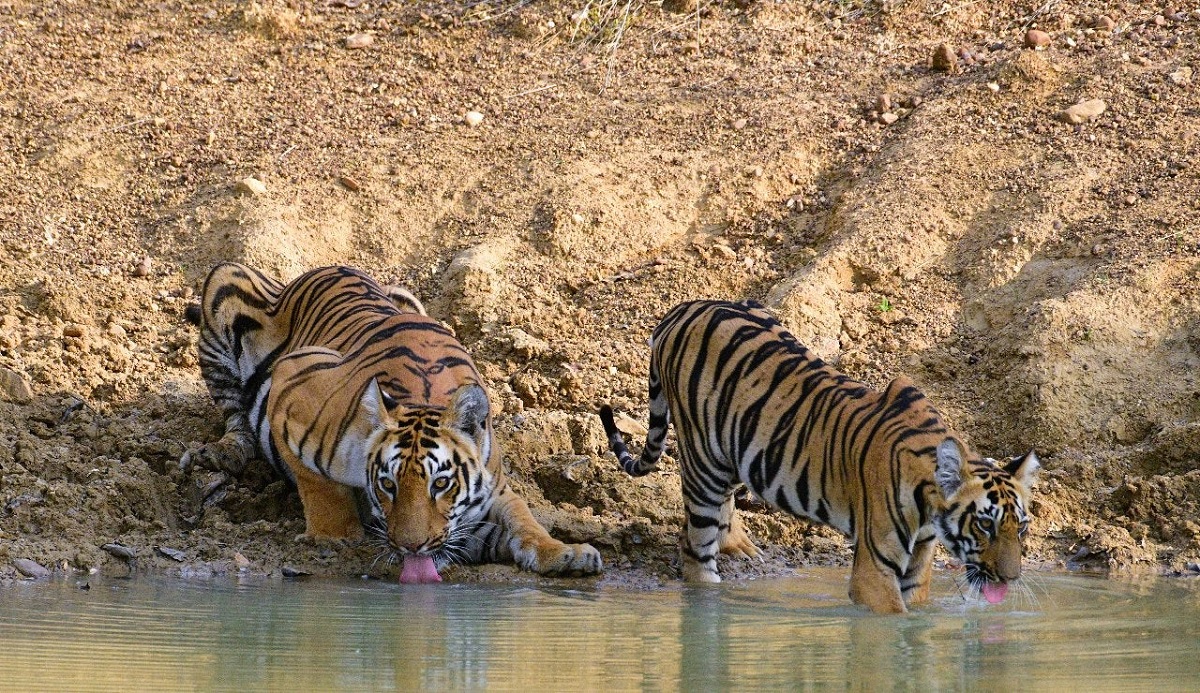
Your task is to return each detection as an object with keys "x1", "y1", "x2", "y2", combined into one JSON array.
[
  {"x1": 600, "y1": 300, "x2": 1038, "y2": 613},
  {"x1": 184, "y1": 262, "x2": 601, "y2": 580}
]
